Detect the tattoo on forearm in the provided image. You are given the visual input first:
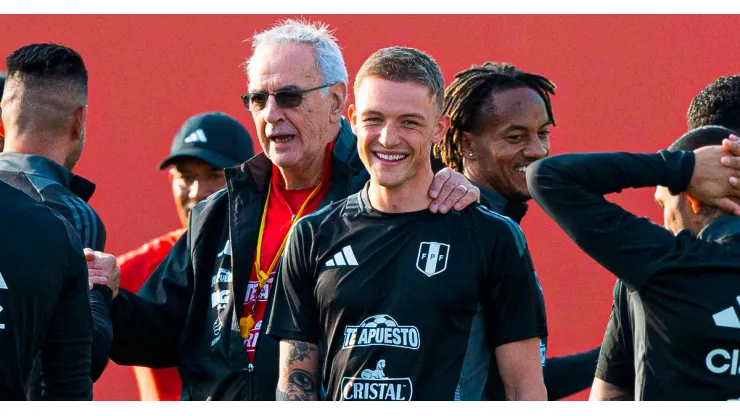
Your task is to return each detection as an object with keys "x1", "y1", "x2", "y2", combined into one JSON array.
[
  {"x1": 287, "y1": 340, "x2": 317, "y2": 363},
  {"x1": 277, "y1": 341, "x2": 319, "y2": 401},
  {"x1": 277, "y1": 369, "x2": 315, "y2": 401}
]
